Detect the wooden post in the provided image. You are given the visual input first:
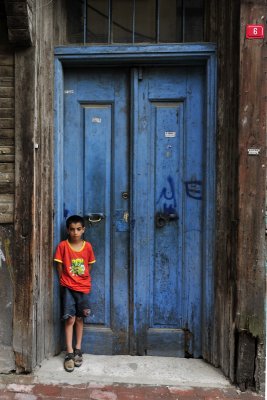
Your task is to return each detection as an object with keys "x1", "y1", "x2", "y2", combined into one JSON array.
[
  {"x1": 13, "y1": 46, "x2": 36, "y2": 371},
  {"x1": 236, "y1": 0, "x2": 267, "y2": 391},
  {"x1": 13, "y1": 0, "x2": 54, "y2": 371}
]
